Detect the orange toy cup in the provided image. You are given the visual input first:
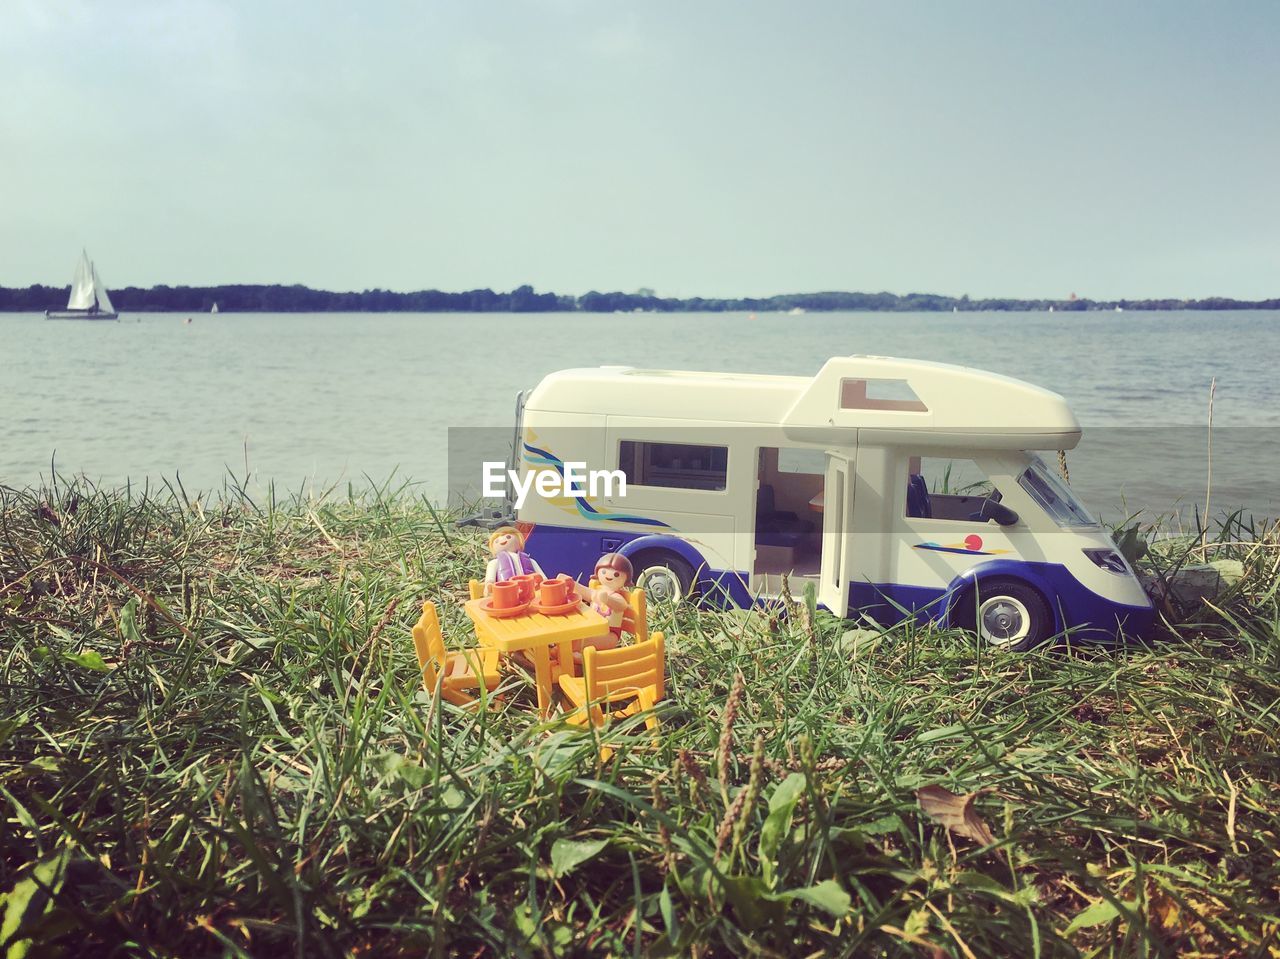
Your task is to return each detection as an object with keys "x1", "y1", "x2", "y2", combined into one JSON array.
[
  {"x1": 512, "y1": 574, "x2": 536, "y2": 604},
  {"x1": 492, "y1": 581, "x2": 520, "y2": 609},
  {"x1": 539, "y1": 578, "x2": 569, "y2": 607}
]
